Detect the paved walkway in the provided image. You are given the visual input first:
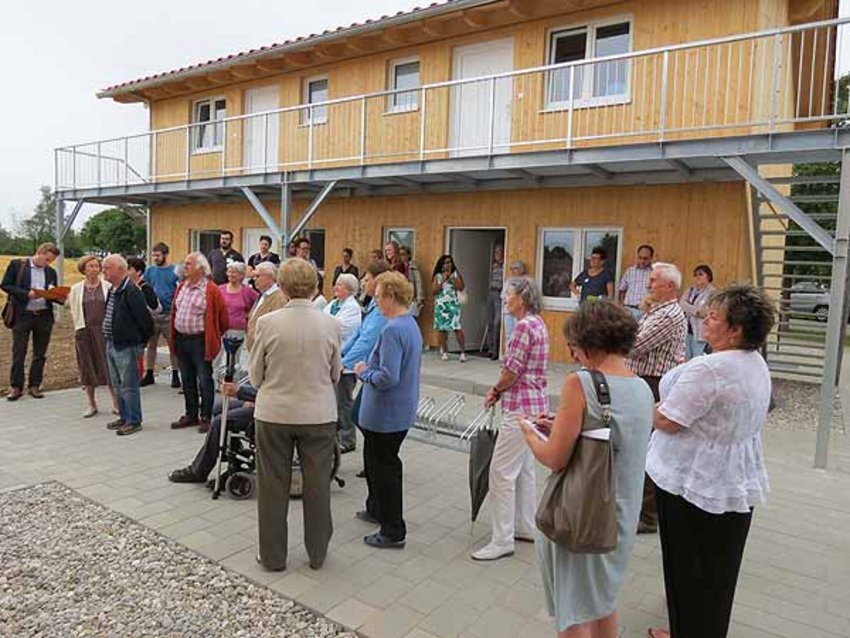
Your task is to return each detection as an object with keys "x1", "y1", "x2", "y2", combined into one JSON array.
[{"x1": 1, "y1": 353, "x2": 849, "y2": 638}]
